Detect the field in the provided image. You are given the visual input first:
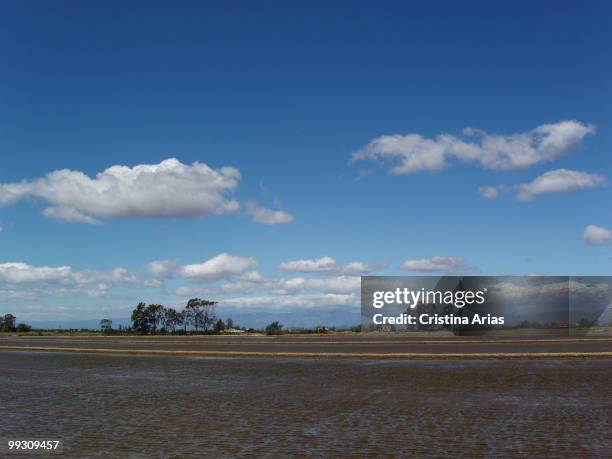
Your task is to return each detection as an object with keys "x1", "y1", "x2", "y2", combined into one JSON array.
[
  {"x1": 1, "y1": 333, "x2": 611, "y2": 359},
  {"x1": 1, "y1": 334, "x2": 610, "y2": 457}
]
